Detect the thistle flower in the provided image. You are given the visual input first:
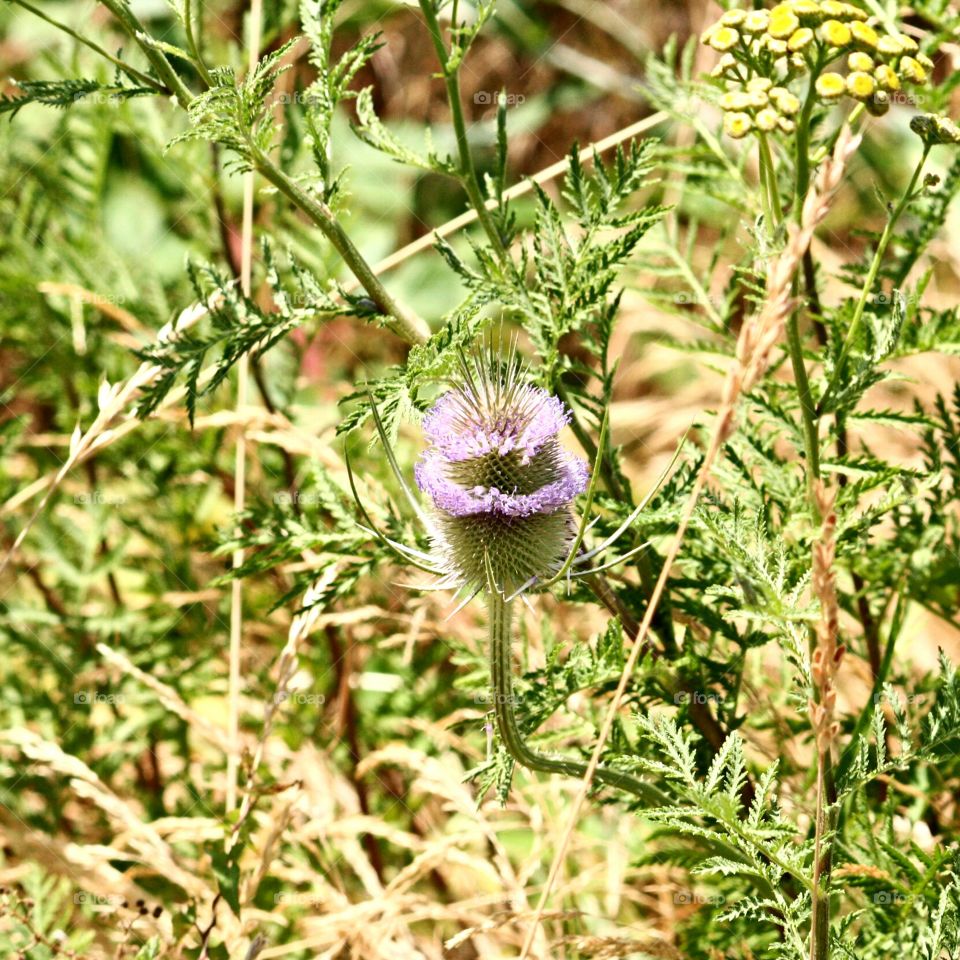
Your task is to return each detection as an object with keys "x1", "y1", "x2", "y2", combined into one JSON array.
[
  {"x1": 413, "y1": 347, "x2": 589, "y2": 596},
  {"x1": 350, "y1": 341, "x2": 656, "y2": 608}
]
